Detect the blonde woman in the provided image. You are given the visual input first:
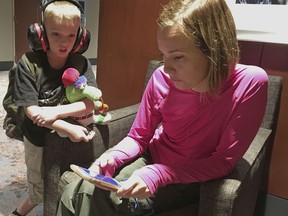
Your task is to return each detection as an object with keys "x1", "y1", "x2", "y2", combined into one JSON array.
[{"x1": 57, "y1": 0, "x2": 268, "y2": 215}]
